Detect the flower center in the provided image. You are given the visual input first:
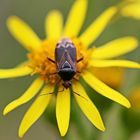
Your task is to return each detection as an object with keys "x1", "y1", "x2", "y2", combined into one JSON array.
[{"x1": 28, "y1": 38, "x2": 93, "y2": 84}]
